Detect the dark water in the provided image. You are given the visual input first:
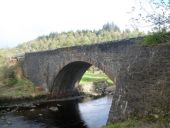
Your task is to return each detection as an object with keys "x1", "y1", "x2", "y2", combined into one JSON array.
[{"x1": 0, "y1": 96, "x2": 112, "y2": 128}]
